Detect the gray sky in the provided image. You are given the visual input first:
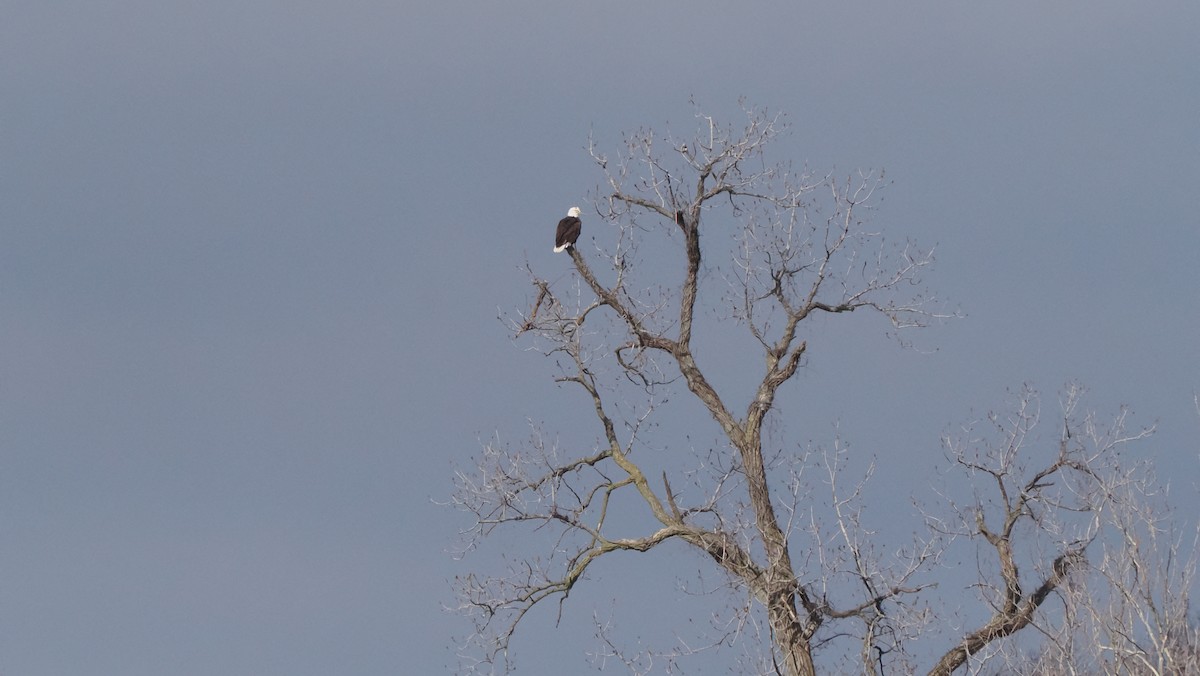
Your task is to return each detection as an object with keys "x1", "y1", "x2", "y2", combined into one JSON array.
[{"x1": 3, "y1": 1, "x2": 1198, "y2": 673}]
